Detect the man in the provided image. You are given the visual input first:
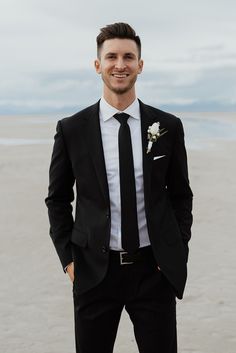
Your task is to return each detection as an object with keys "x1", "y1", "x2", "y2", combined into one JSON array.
[{"x1": 45, "y1": 22, "x2": 193, "y2": 353}]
